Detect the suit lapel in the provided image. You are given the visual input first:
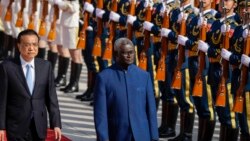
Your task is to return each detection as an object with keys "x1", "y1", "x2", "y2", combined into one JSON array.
[
  {"x1": 14, "y1": 58, "x2": 31, "y2": 97},
  {"x1": 33, "y1": 58, "x2": 41, "y2": 96}
]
